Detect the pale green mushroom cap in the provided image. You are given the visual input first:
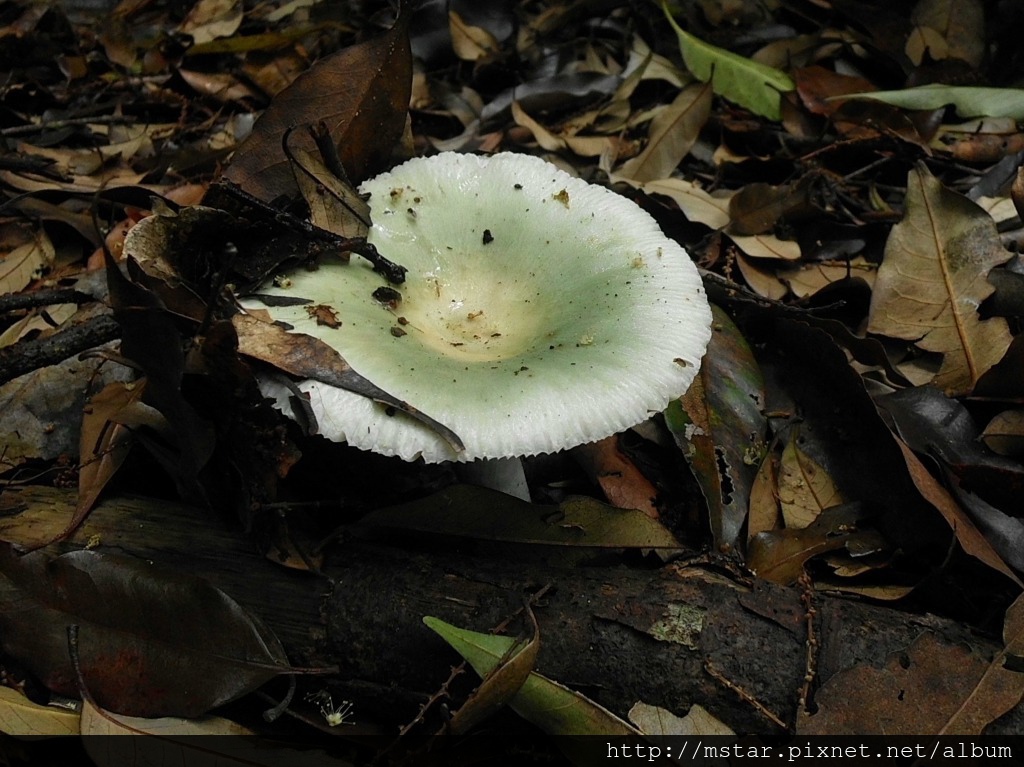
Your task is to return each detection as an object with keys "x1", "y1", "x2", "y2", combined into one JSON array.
[{"x1": 251, "y1": 152, "x2": 712, "y2": 463}]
